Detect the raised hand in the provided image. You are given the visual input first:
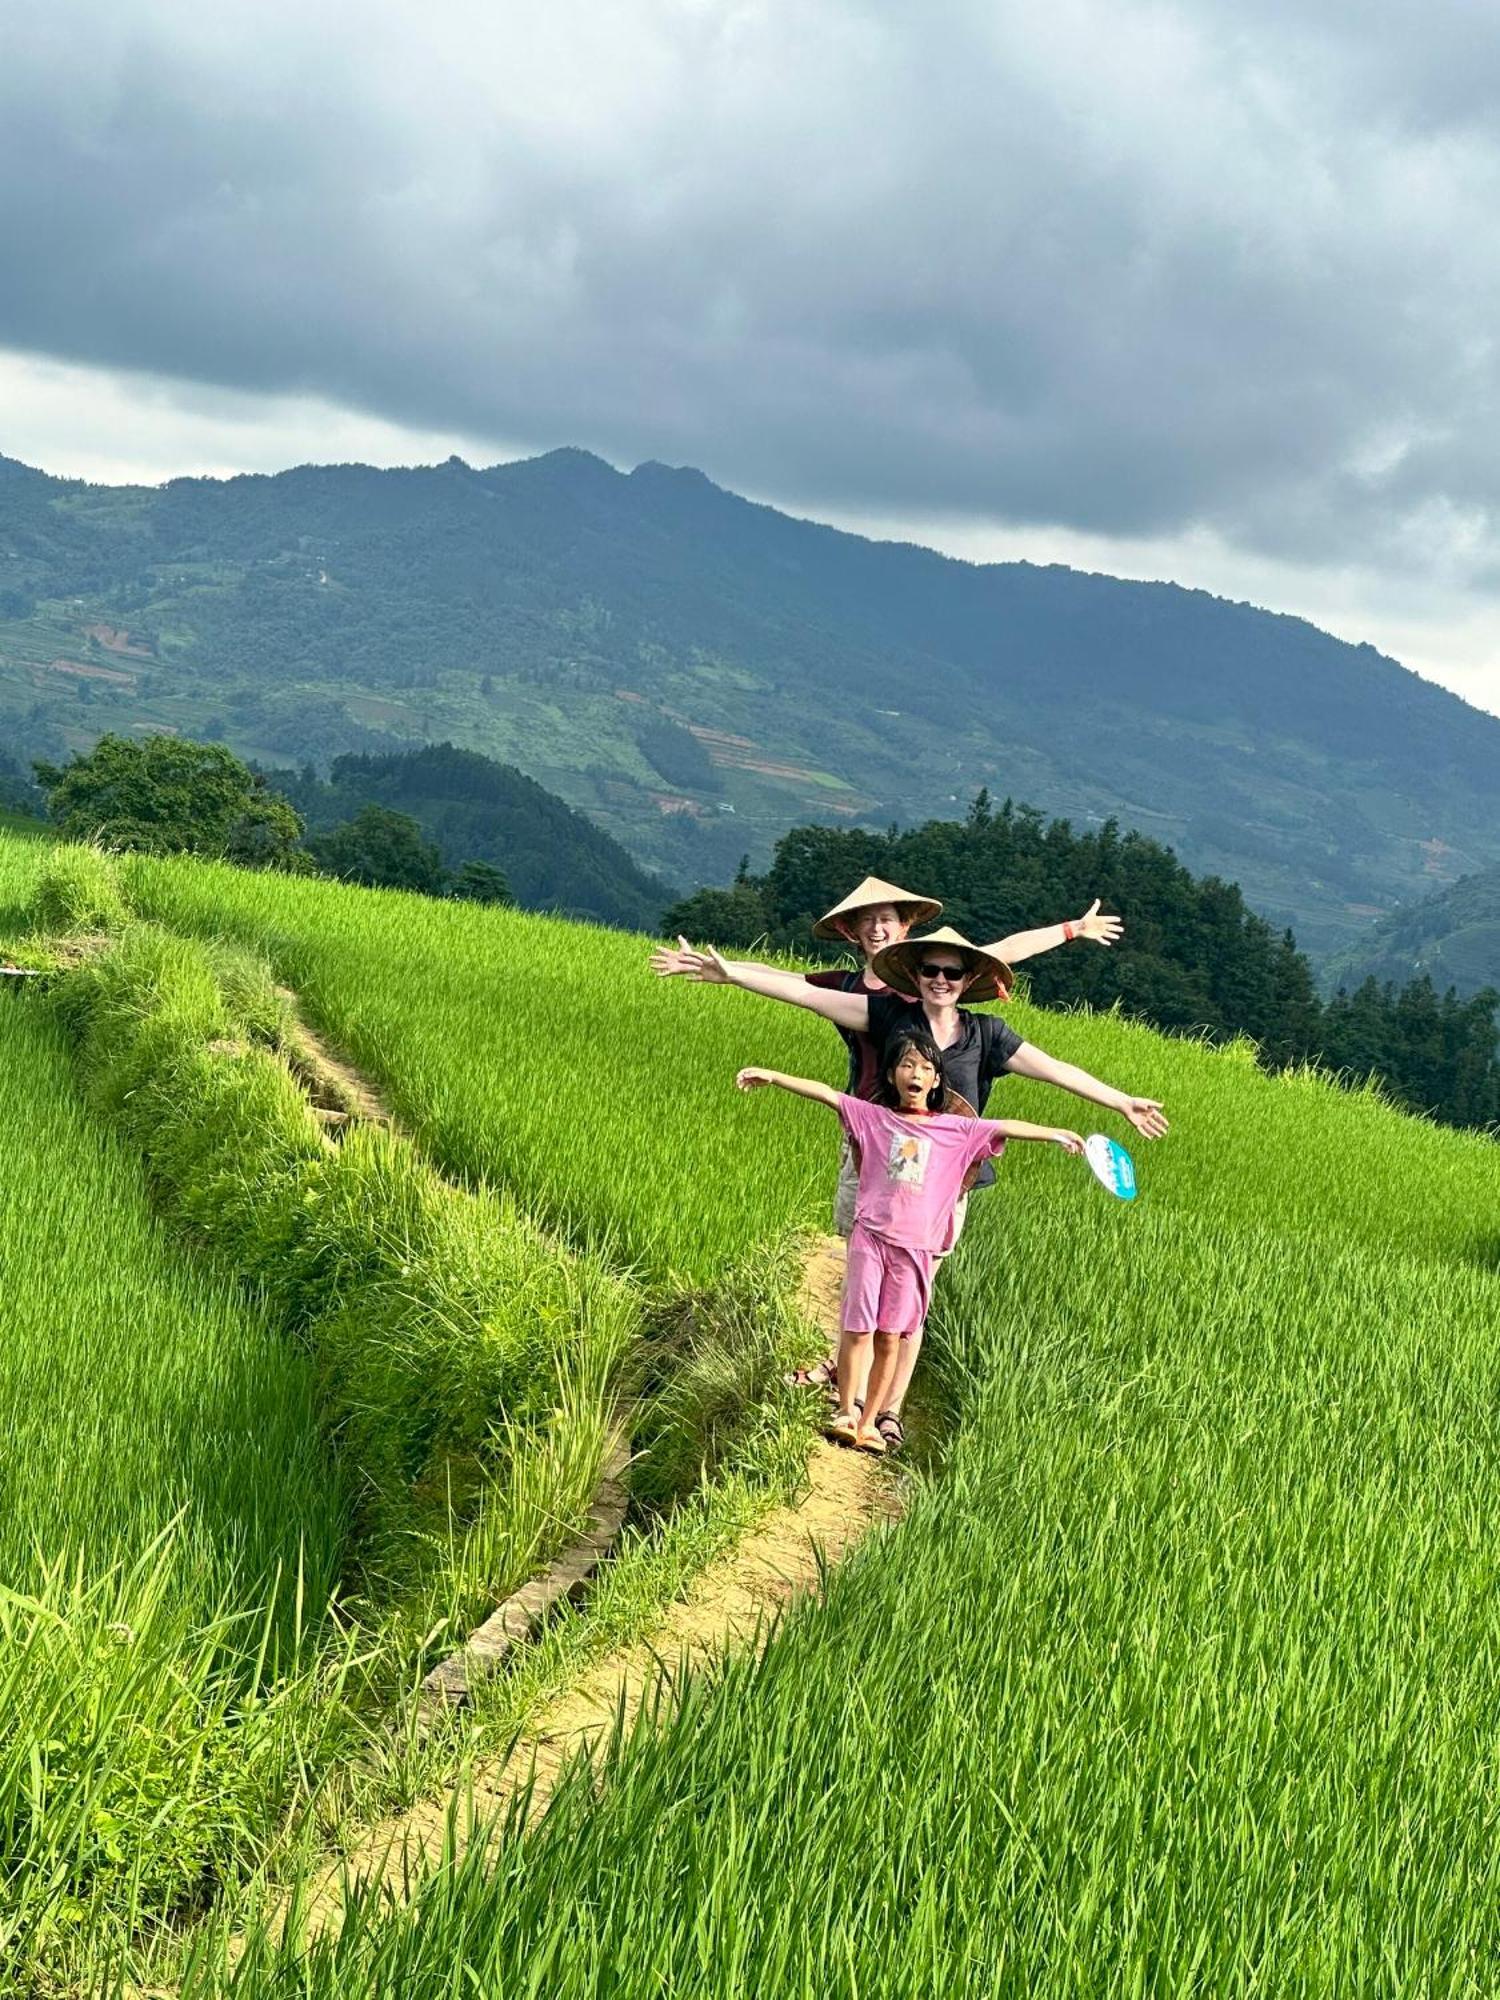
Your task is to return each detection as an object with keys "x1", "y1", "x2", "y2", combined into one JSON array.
[
  {"x1": 1076, "y1": 898, "x2": 1123, "y2": 947},
  {"x1": 649, "y1": 935, "x2": 731, "y2": 983},
  {"x1": 1121, "y1": 1097, "x2": 1169, "y2": 1140},
  {"x1": 649, "y1": 937, "x2": 698, "y2": 977}
]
